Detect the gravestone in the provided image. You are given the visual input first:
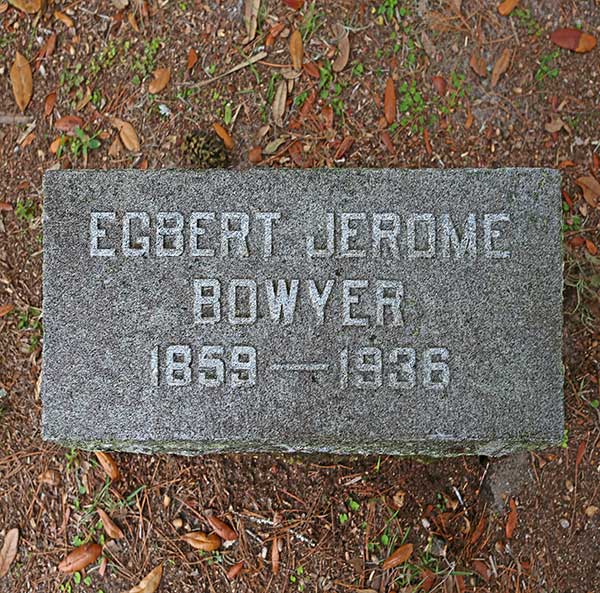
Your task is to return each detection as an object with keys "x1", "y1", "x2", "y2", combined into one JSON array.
[{"x1": 42, "y1": 168, "x2": 563, "y2": 456}]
